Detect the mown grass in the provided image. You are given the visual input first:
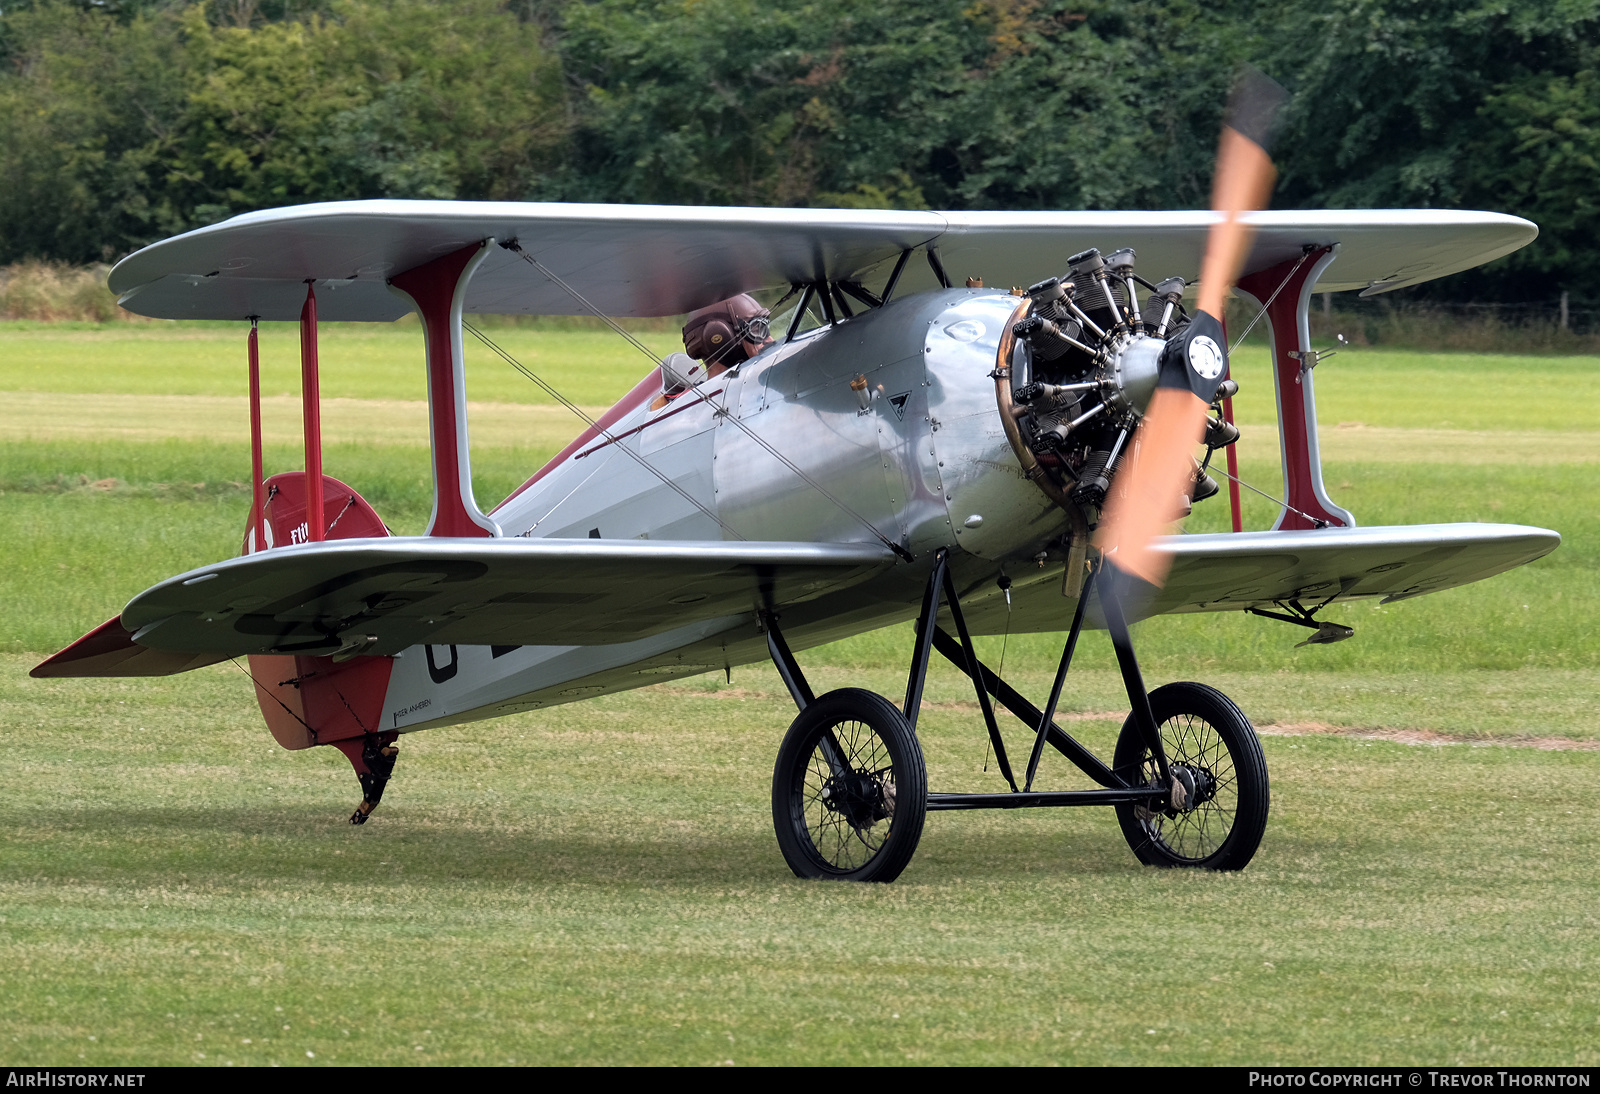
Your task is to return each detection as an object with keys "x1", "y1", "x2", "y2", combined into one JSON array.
[
  {"x1": 1, "y1": 322, "x2": 1597, "y2": 1065},
  {"x1": 3, "y1": 656, "x2": 1597, "y2": 1066},
  {"x1": 6, "y1": 258, "x2": 1595, "y2": 354},
  {"x1": 6, "y1": 317, "x2": 1596, "y2": 427},
  {"x1": 0, "y1": 320, "x2": 676, "y2": 407}
]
